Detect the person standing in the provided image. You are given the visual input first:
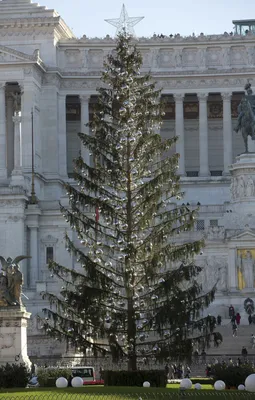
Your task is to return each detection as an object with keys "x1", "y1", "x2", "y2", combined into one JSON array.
[
  {"x1": 251, "y1": 334, "x2": 255, "y2": 349},
  {"x1": 229, "y1": 305, "x2": 235, "y2": 318},
  {"x1": 232, "y1": 322, "x2": 237, "y2": 337},
  {"x1": 236, "y1": 313, "x2": 241, "y2": 325}
]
